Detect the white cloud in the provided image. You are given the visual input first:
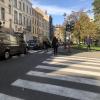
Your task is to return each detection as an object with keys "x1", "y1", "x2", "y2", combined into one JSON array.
[
  {"x1": 32, "y1": 0, "x2": 73, "y2": 15},
  {"x1": 32, "y1": 0, "x2": 93, "y2": 18}
]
